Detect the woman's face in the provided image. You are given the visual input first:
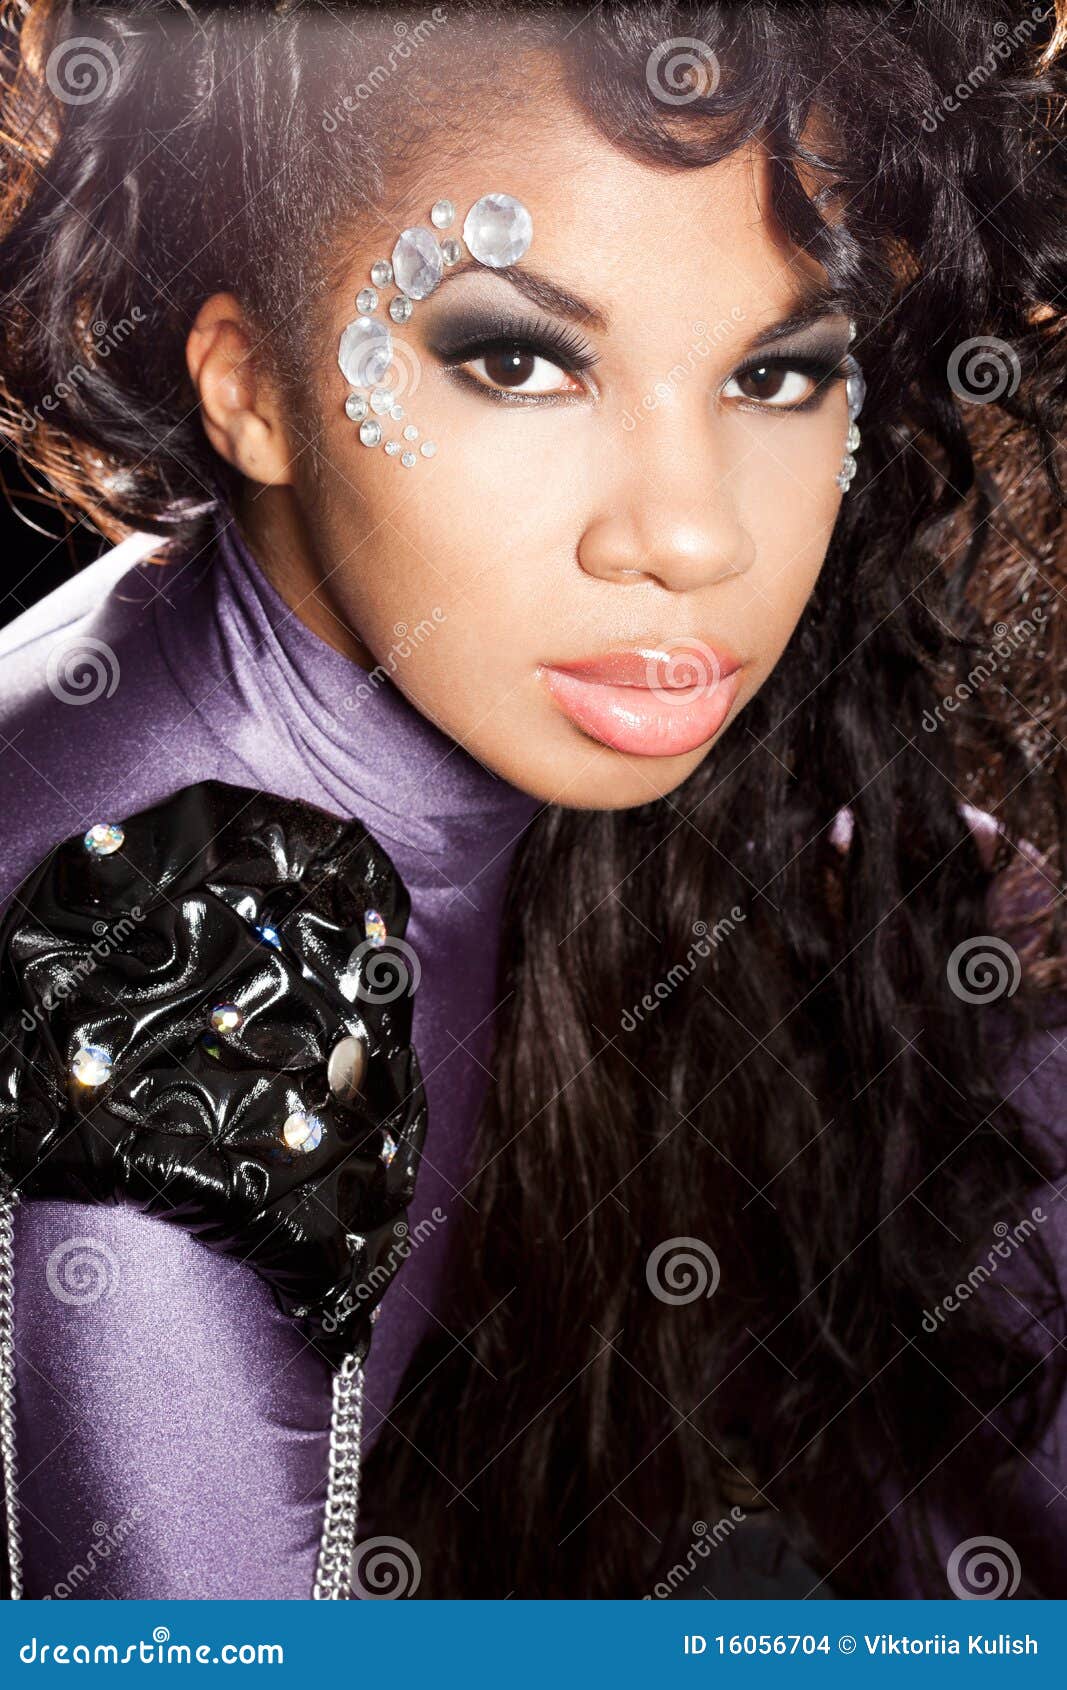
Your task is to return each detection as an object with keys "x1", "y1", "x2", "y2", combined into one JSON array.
[{"x1": 243, "y1": 104, "x2": 854, "y2": 810}]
